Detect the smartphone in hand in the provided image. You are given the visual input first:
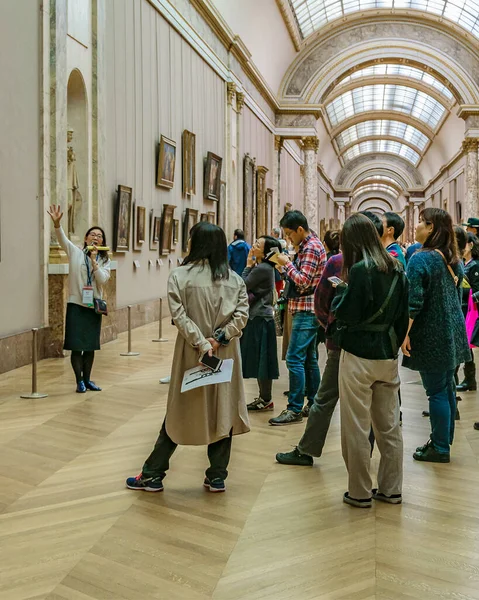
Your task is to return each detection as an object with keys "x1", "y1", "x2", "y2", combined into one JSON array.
[
  {"x1": 328, "y1": 276, "x2": 347, "y2": 287},
  {"x1": 200, "y1": 353, "x2": 223, "y2": 372}
]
